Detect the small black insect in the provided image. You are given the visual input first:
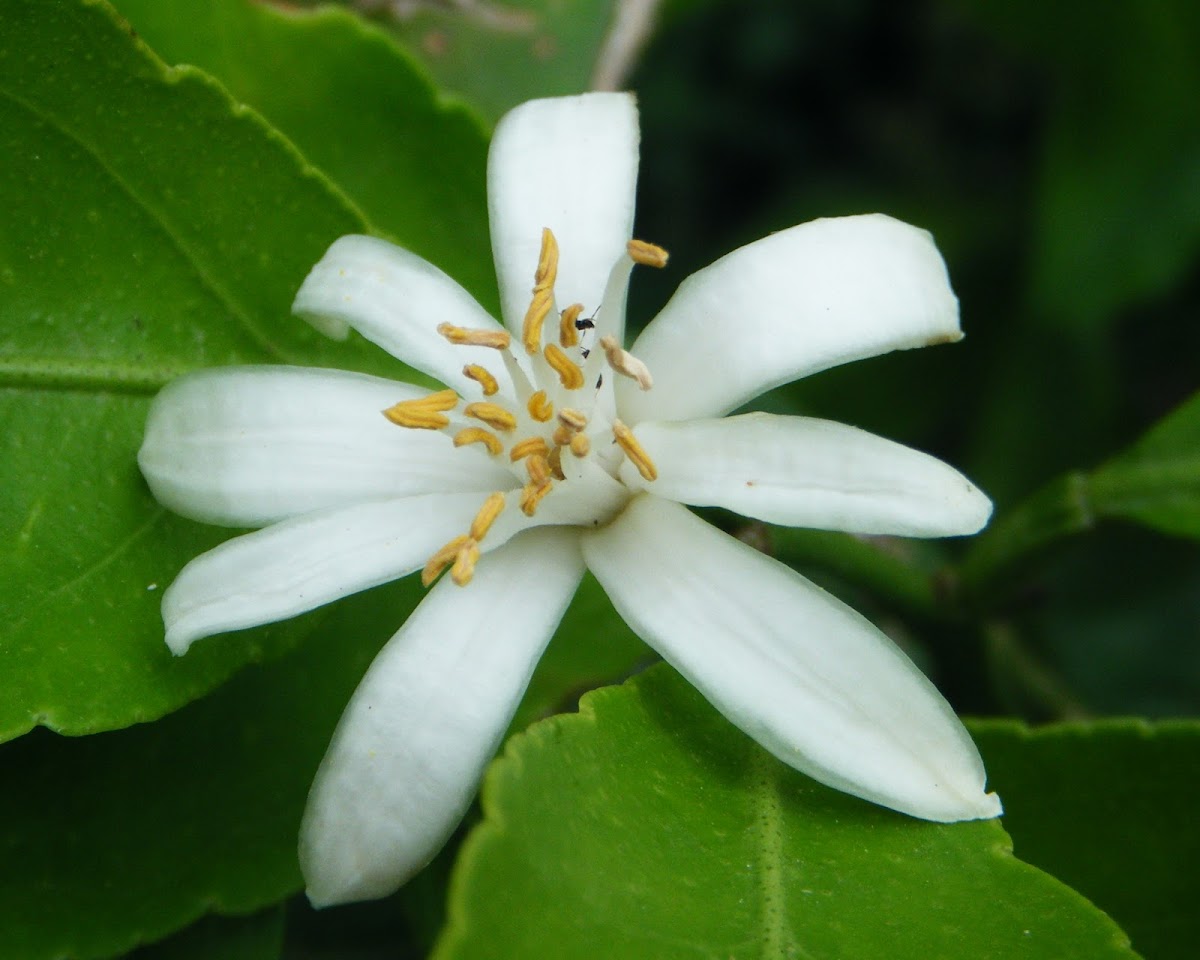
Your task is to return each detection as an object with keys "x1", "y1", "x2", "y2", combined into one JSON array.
[{"x1": 574, "y1": 315, "x2": 596, "y2": 331}]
